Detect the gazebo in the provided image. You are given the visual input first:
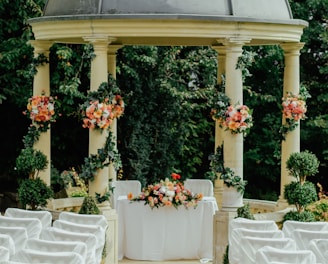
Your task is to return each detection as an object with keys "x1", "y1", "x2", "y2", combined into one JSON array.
[{"x1": 28, "y1": 0, "x2": 308, "y2": 263}]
